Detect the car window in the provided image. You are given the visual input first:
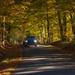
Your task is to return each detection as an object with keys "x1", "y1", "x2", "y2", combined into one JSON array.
[{"x1": 26, "y1": 36, "x2": 36, "y2": 40}]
